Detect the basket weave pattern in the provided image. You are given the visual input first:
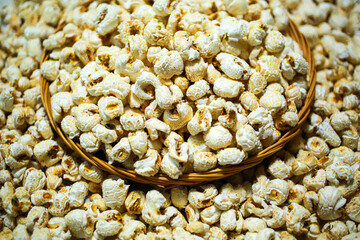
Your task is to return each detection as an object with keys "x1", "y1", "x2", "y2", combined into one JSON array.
[{"x1": 40, "y1": 18, "x2": 316, "y2": 188}]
